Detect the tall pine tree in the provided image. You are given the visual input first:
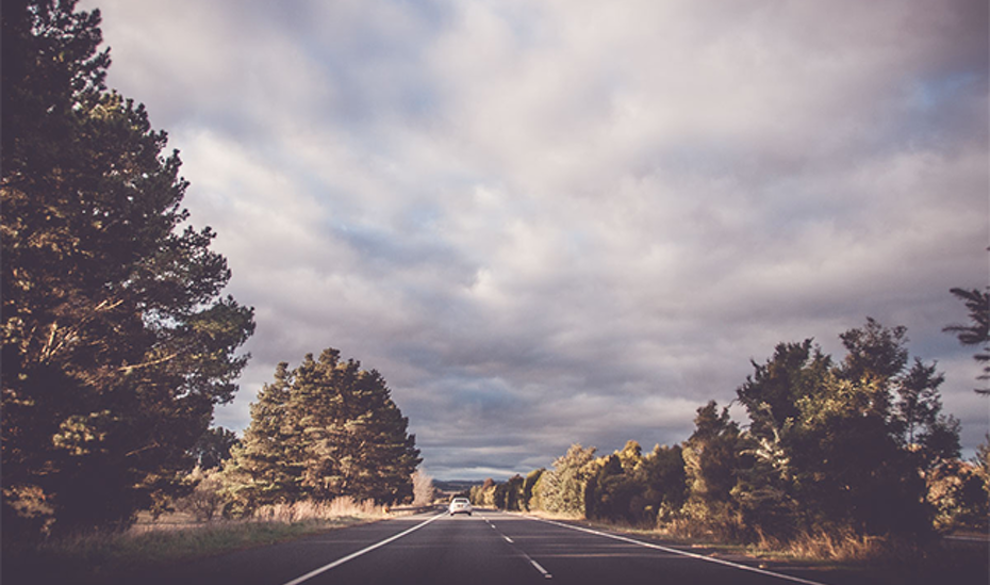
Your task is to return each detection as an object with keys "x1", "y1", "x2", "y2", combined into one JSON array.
[
  {"x1": 944, "y1": 286, "x2": 990, "y2": 394},
  {"x1": 228, "y1": 349, "x2": 420, "y2": 508},
  {"x1": 2, "y1": 0, "x2": 254, "y2": 536}
]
